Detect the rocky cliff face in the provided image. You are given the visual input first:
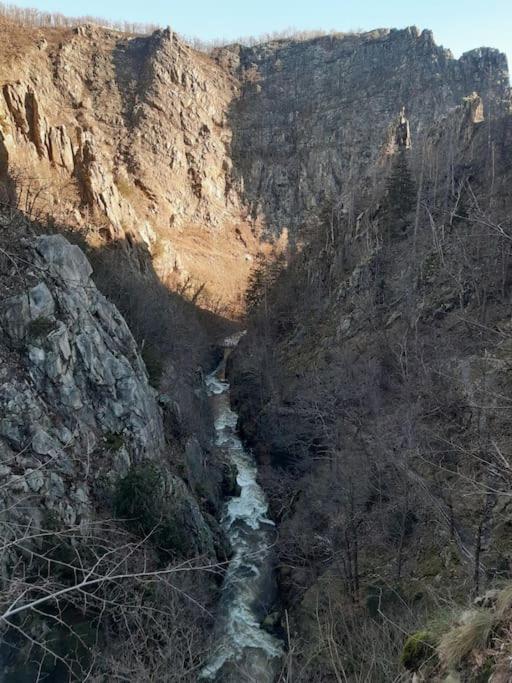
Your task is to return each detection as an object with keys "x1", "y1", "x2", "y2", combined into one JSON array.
[
  {"x1": 0, "y1": 12, "x2": 512, "y2": 682},
  {"x1": 0, "y1": 225, "x2": 214, "y2": 555},
  {"x1": 0, "y1": 20, "x2": 509, "y2": 306},
  {"x1": 228, "y1": 74, "x2": 512, "y2": 681},
  {"x1": 0, "y1": 21, "x2": 259, "y2": 308},
  {"x1": 223, "y1": 28, "x2": 510, "y2": 234}
]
